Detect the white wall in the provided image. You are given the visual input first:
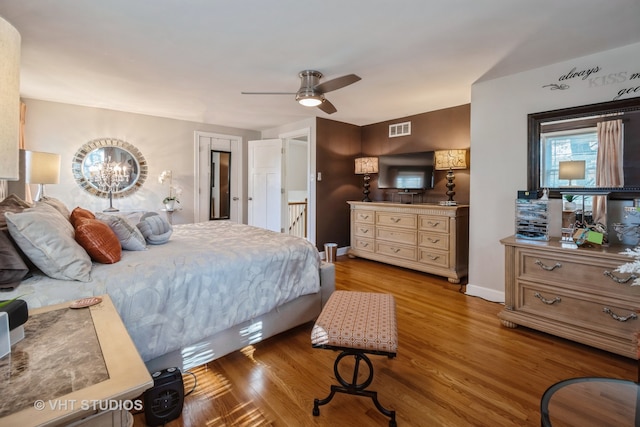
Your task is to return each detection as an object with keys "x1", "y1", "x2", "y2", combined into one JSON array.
[
  {"x1": 21, "y1": 99, "x2": 259, "y2": 223},
  {"x1": 468, "y1": 42, "x2": 640, "y2": 302}
]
